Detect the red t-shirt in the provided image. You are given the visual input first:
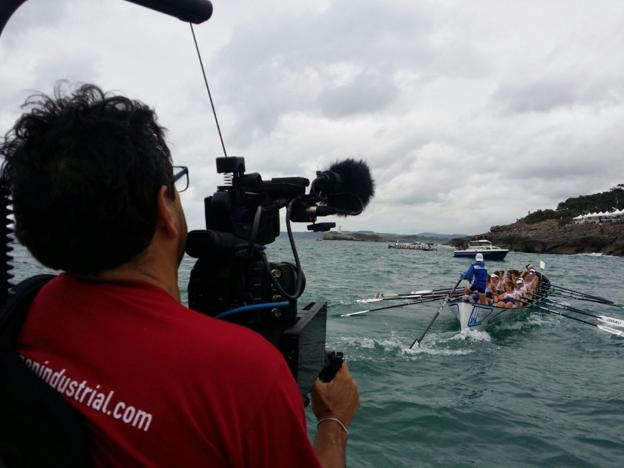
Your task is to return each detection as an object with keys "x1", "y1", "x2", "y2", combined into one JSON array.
[{"x1": 16, "y1": 273, "x2": 321, "y2": 468}]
